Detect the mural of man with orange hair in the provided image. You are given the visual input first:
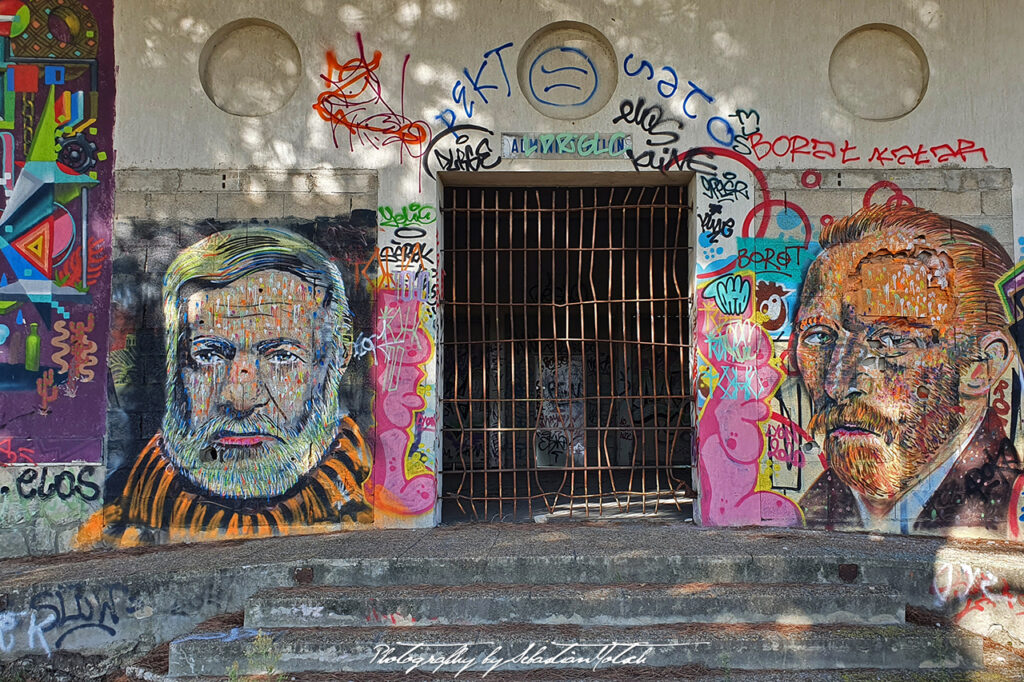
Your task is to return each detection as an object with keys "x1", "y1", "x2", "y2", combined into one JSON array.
[{"x1": 794, "y1": 205, "x2": 1024, "y2": 536}]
